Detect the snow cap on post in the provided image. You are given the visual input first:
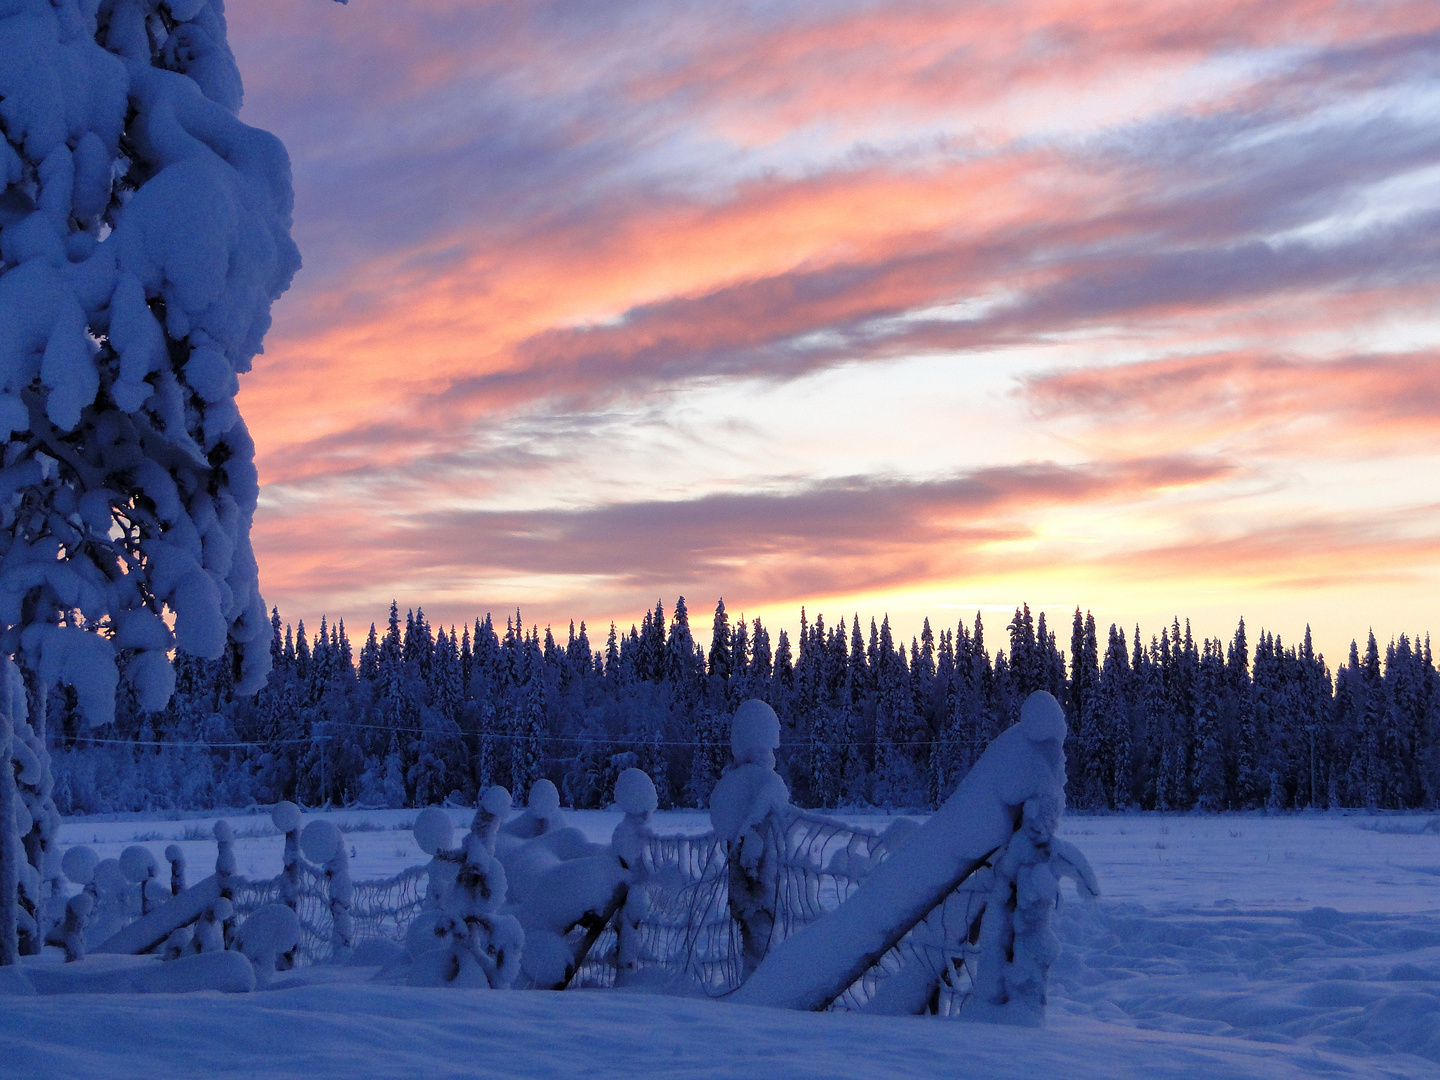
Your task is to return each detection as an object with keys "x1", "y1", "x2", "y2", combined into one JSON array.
[
  {"x1": 61, "y1": 846, "x2": 98, "y2": 886},
  {"x1": 118, "y1": 845, "x2": 158, "y2": 884},
  {"x1": 527, "y1": 779, "x2": 560, "y2": 814},
  {"x1": 614, "y1": 768, "x2": 657, "y2": 816},
  {"x1": 270, "y1": 802, "x2": 301, "y2": 834},
  {"x1": 480, "y1": 786, "x2": 512, "y2": 815},
  {"x1": 300, "y1": 820, "x2": 342, "y2": 866},
  {"x1": 1019, "y1": 691, "x2": 1067, "y2": 744},
  {"x1": 413, "y1": 807, "x2": 454, "y2": 856},
  {"x1": 731, "y1": 699, "x2": 781, "y2": 768}
]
